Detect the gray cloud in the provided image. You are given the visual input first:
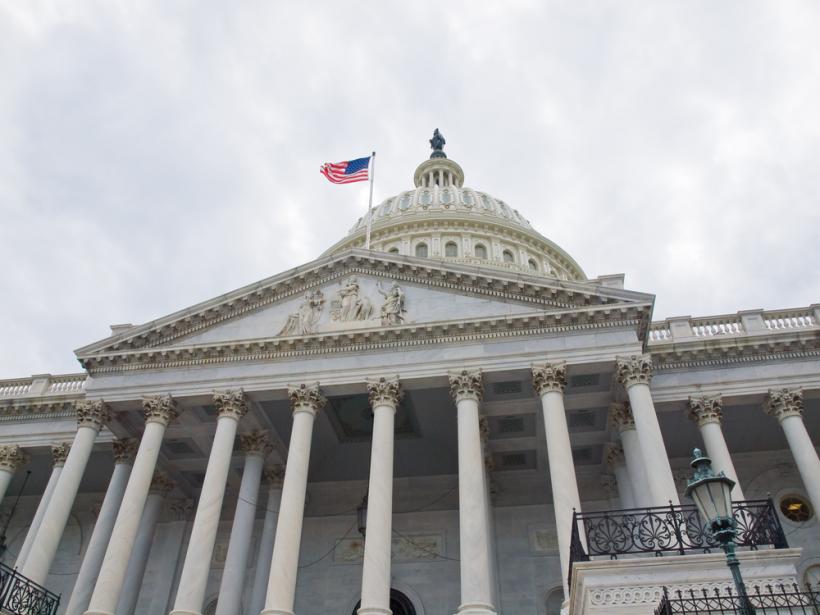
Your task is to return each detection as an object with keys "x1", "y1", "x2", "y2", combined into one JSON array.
[{"x1": 1, "y1": 1, "x2": 819, "y2": 376}]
